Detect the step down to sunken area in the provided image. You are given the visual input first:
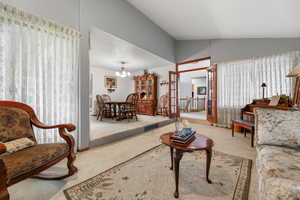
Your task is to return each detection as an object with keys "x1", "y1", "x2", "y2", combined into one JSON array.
[{"x1": 90, "y1": 115, "x2": 175, "y2": 148}]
